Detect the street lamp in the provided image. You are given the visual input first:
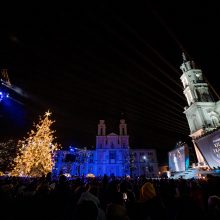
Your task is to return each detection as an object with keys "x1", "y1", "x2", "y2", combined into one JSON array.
[{"x1": 142, "y1": 155, "x2": 147, "y2": 176}]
